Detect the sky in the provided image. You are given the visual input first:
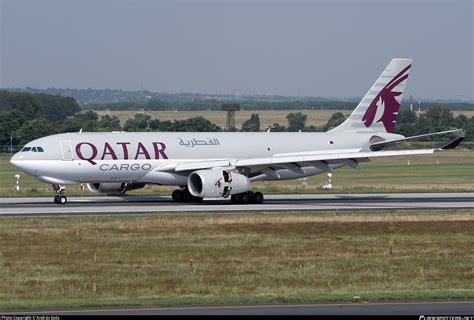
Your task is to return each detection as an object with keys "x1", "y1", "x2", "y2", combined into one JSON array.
[{"x1": 0, "y1": 0, "x2": 472, "y2": 100}]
